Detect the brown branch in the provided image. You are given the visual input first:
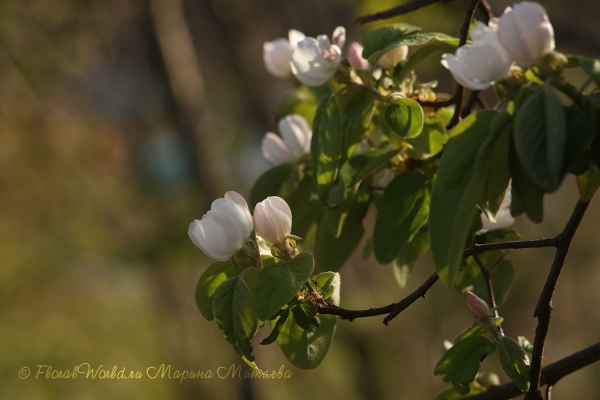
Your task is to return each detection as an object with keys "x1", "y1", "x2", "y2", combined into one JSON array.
[
  {"x1": 355, "y1": 0, "x2": 443, "y2": 25},
  {"x1": 525, "y1": 200, "x2": 590, "y2": 399},
  {"x1": 448, "y1": 0, "x2": 480, "y2": 129},
  {"x1": 477, "y1": 0, "x2": 494, "y2": 24},
  {"x1": 468, "y1": 341, "x2": 600, "y2": 400},
  {"x1": 473, "y1": 255, "x2": 503, "y2": 336},
  {"x1": 417, "y1": 95, "x2": 457, "y2": 108}
]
